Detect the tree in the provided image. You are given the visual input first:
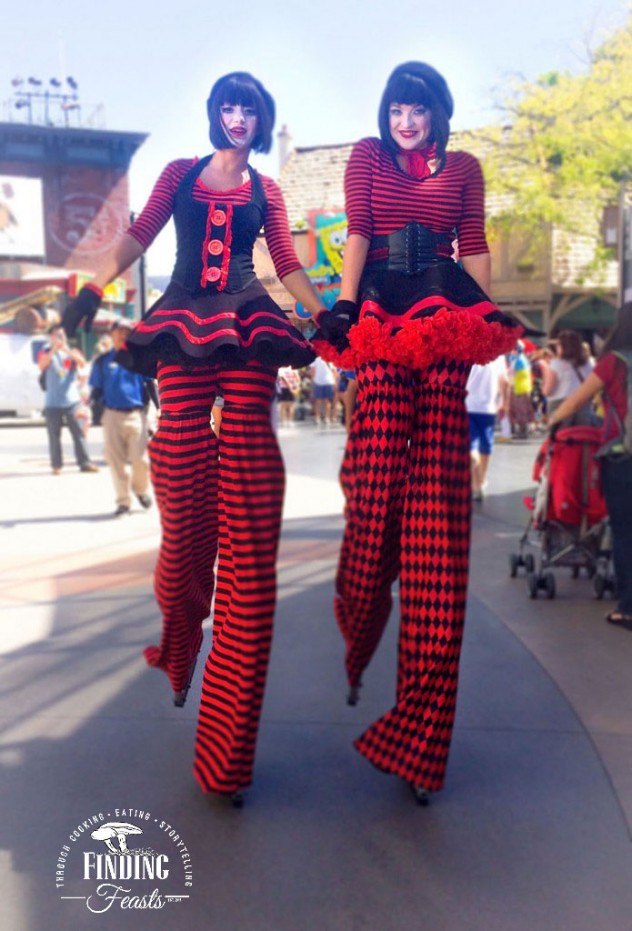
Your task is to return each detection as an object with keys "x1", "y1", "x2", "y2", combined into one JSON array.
[{"x1": 463, "y1": 13, "x2": 632, "y2": 263}]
